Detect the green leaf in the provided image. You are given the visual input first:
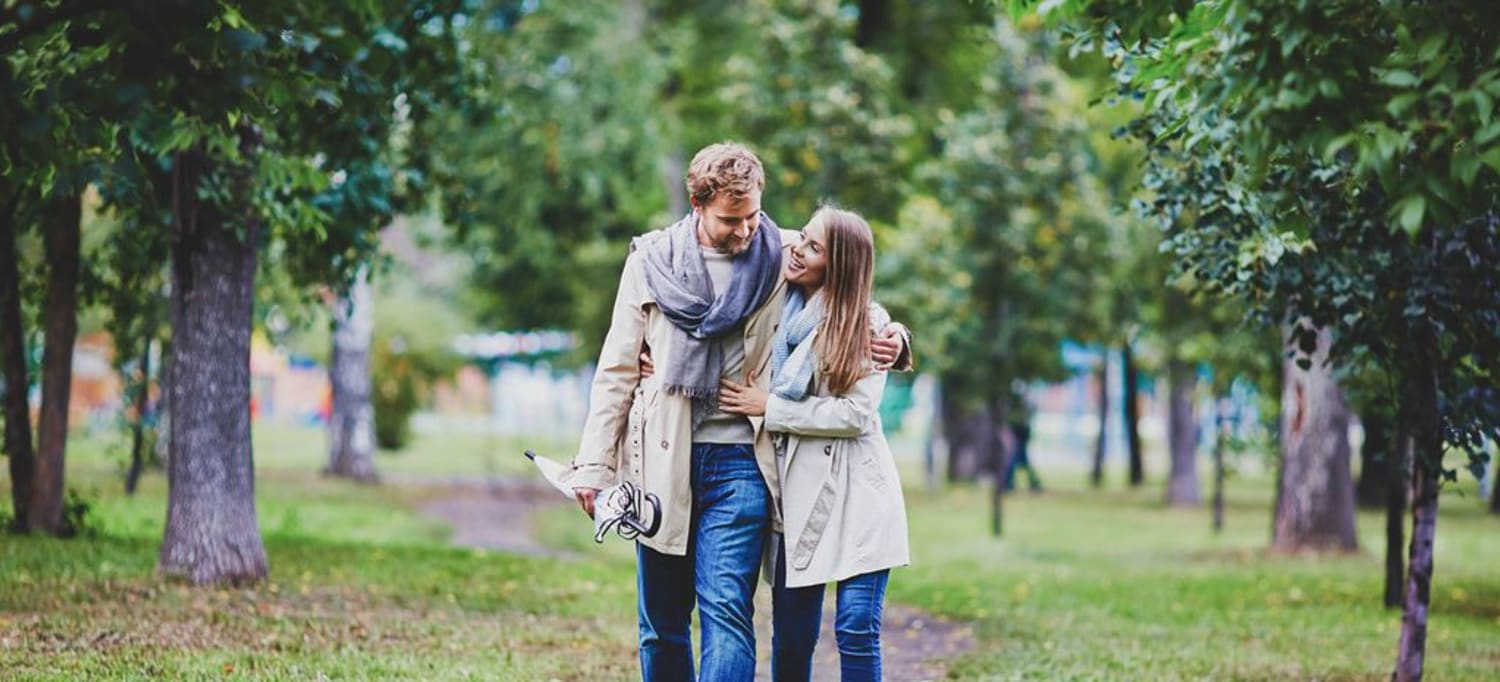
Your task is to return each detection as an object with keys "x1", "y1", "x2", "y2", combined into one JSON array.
[
  {"x1": 1378, "y1": 69, "x2": 1421, "y2": 88},
  {"x1": 373, "y1": 29, "x2": 409, "y2": 53},
  {"x1": 223, "y1": 29, "x2": 267, "y2": 54},
  {"x1": 1385, "y1": 93, "x2": 1420, "y2": 118},
  {"x1": 1479, "y1": 147, "x2": 1500, "y2": 174},
  {"x1": 1476, "y1": 121, "x2": 1500, "y2": 146},
  {"x1": 1323, "y1": 133, "x2": 1356, "y2": 160},
  {"x1": 1476, "y1": 89, "x2": 1494, "y2": 126},
  {"x1": 1394, "y1": 195, "x2": 1426, "y2": 235}
]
